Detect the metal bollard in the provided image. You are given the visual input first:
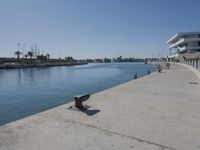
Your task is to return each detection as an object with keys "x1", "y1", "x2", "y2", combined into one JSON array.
[
  {"x1": 74, "y1": 94, "x2": 90, "y2": 110},
  {"x1": 134, "y1": 74, "x2": 137, "y2": 79}
]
